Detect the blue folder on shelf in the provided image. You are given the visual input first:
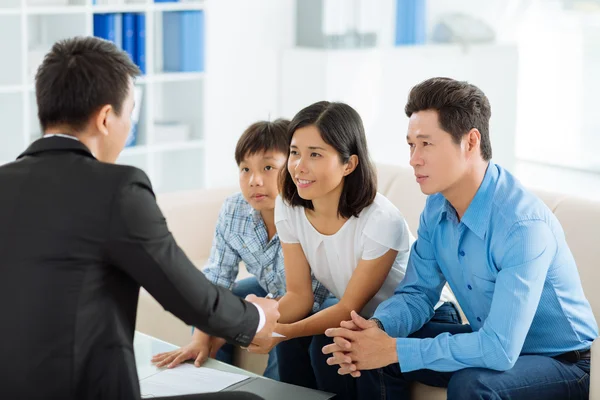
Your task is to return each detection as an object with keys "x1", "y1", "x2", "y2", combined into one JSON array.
[
  {"x1": 395, "y1": 0, "x2": 426, "y2": 45},
  {"x1": 122, "y1": 13, "x2": 136, "y2": 62},
  {"x1": 135, "y1": 13, "x2": 147, "y2": 74},
  {"x1": 163, "y1": 10, "x2": 204, "y2": 72},
  {"x1": 94, "y1": 13, "x2": 117, "y2": 44}
]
